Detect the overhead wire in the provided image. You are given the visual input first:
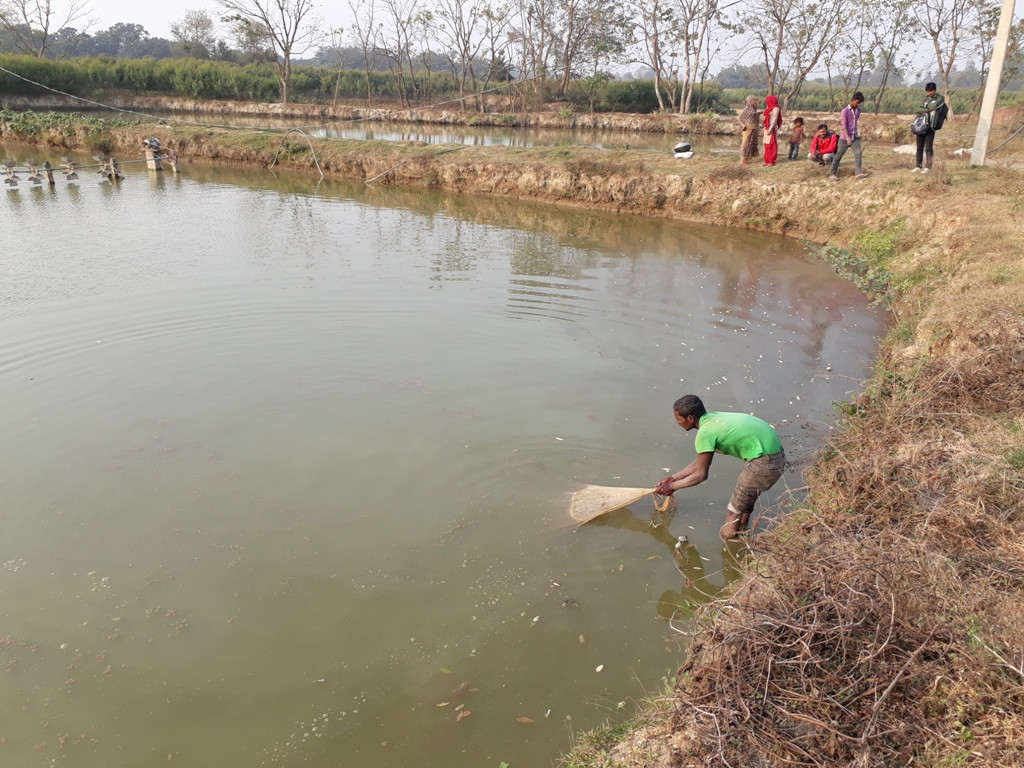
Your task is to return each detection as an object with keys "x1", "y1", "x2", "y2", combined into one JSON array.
[{"x1": 986, "y1": 120, "x2": 1024, "y2": 155}]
